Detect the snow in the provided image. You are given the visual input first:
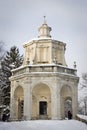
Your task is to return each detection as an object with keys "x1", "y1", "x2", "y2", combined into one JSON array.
[
  {"x1": 78, "y1": 114, "x2": 87, "y2": 121},
  {"x1": 23, "y1": 37, "x2": 66, "y2": 46},
  {"x1": 11, "y1": 63, "x2": 68, "y2": 71},
  {"x1": 0, "y1": 120, "x2": 87, "y2": 130},
  {"x1": 24, "y1": 37, "x2": 52, "y2": 43}
]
